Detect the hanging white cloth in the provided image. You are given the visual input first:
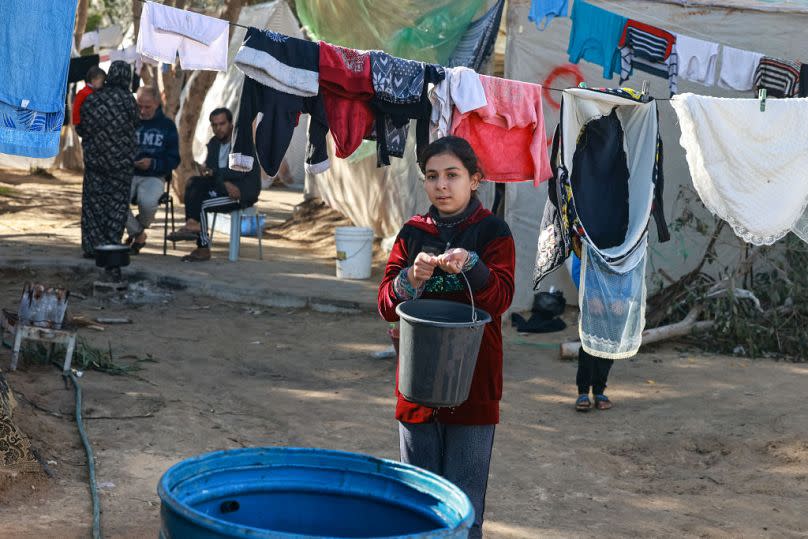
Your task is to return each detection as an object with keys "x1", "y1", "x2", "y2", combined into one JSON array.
[
  {"x1": 429, "y1": 66, "x2": 487, "y2": 141},
  {"x1": 80, "y1": 25, "x2": 124, "y2": 52},
  {"x1": 718, "y1": 46, "x2": 763, "y2": 91},
  {"x1": 579, "y1": 239, "x2": 647, "y2": 360},
  {"x1": 671, "y1": 93, "x2": 808, "y2": 245},
  {"x1": 136, "y1": 1, "x2": 228, "y2": 71},
  {"x1": 674, "y1": 34, "x2": 719, "y2": 86}
]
